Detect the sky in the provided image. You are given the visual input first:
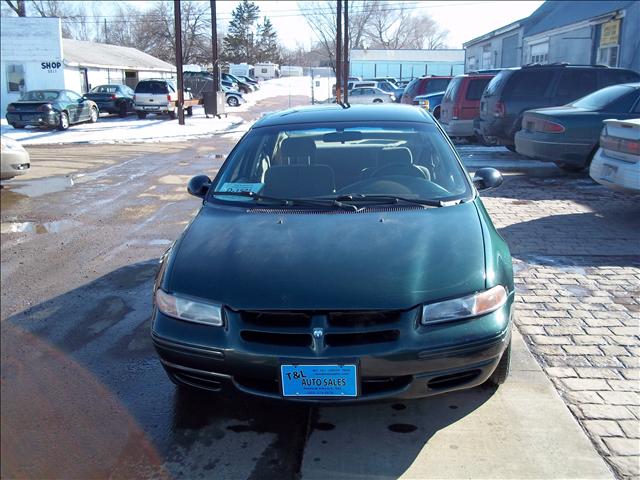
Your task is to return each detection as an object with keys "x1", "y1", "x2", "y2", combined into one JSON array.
[{"x1": 209, "y1": 0, "x2": 545, "y2": 49}]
